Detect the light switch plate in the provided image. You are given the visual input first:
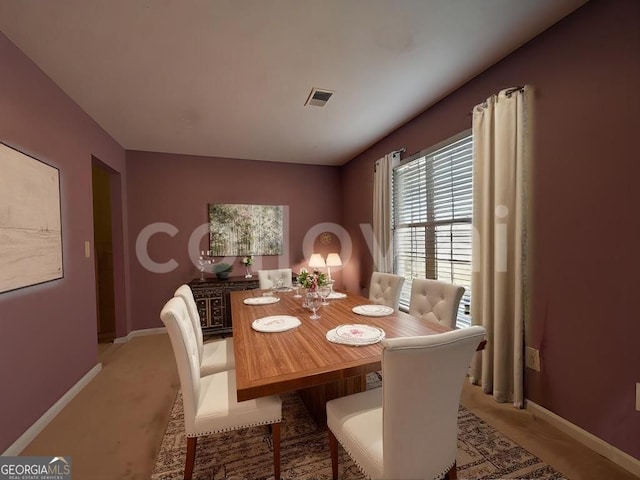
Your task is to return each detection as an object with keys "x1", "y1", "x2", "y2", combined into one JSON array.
[{"x1": 85, "y1": 241, "x2": 91, "y2": 258}]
